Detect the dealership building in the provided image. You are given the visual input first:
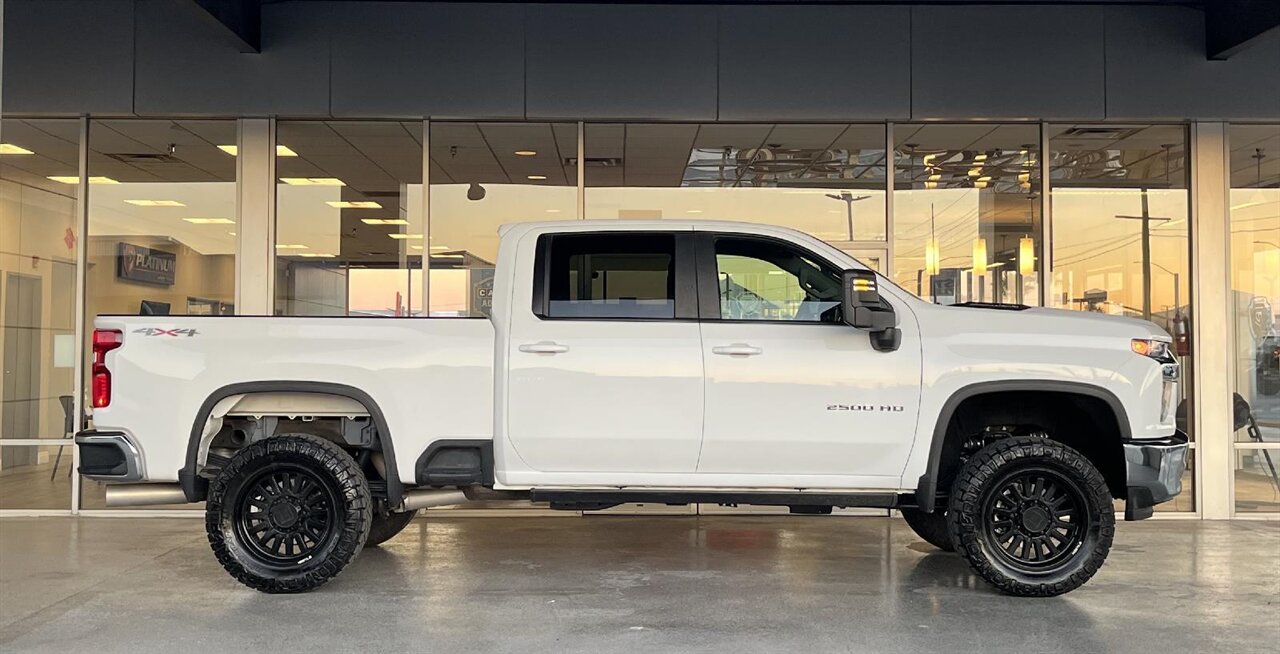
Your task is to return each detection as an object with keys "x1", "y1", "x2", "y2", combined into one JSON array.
[{"x1": 0, "y1": 0, "x2": 1276, "y2": 519}]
